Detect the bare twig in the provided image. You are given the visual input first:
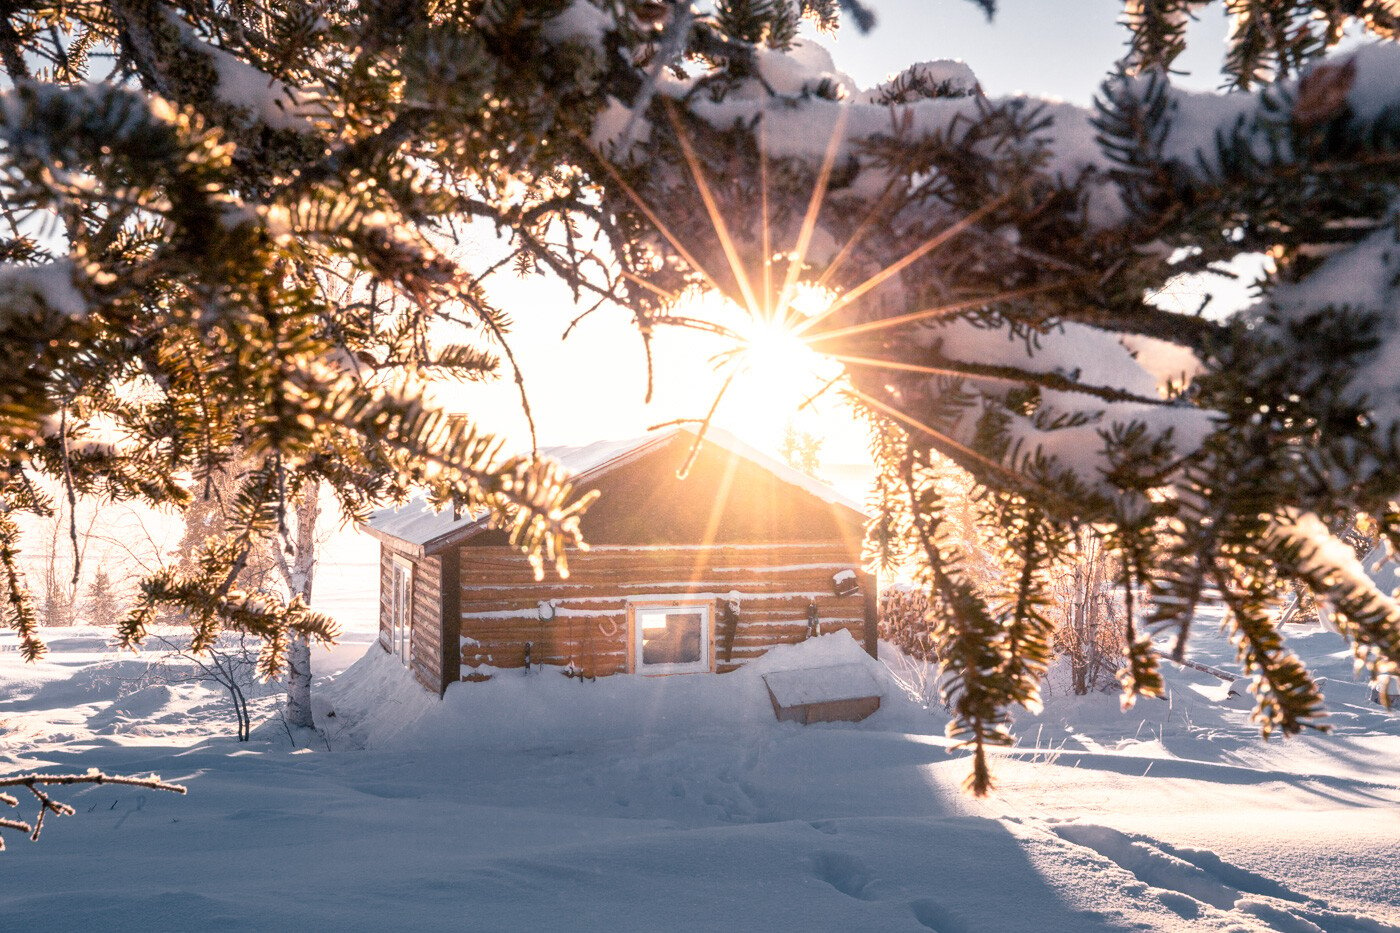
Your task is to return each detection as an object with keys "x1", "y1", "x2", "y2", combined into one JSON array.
[{"x1": 0, "y1": 771, "x2": 187, "y2": 849}]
